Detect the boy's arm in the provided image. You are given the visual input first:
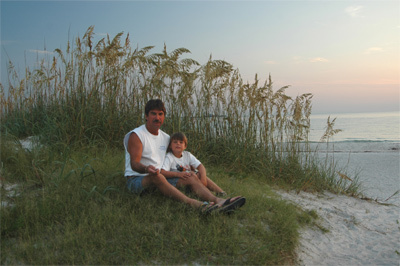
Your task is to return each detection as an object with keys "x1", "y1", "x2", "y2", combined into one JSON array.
[
  {"x1": 161, "y1": 155, "x2": 189, "y2": 179},
  {"x1": 160, "y1": 153, "x2": 179, "y2": 178},
  {"x1": 160, "y1": 169, "x2": 189, "y2": 180}
]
